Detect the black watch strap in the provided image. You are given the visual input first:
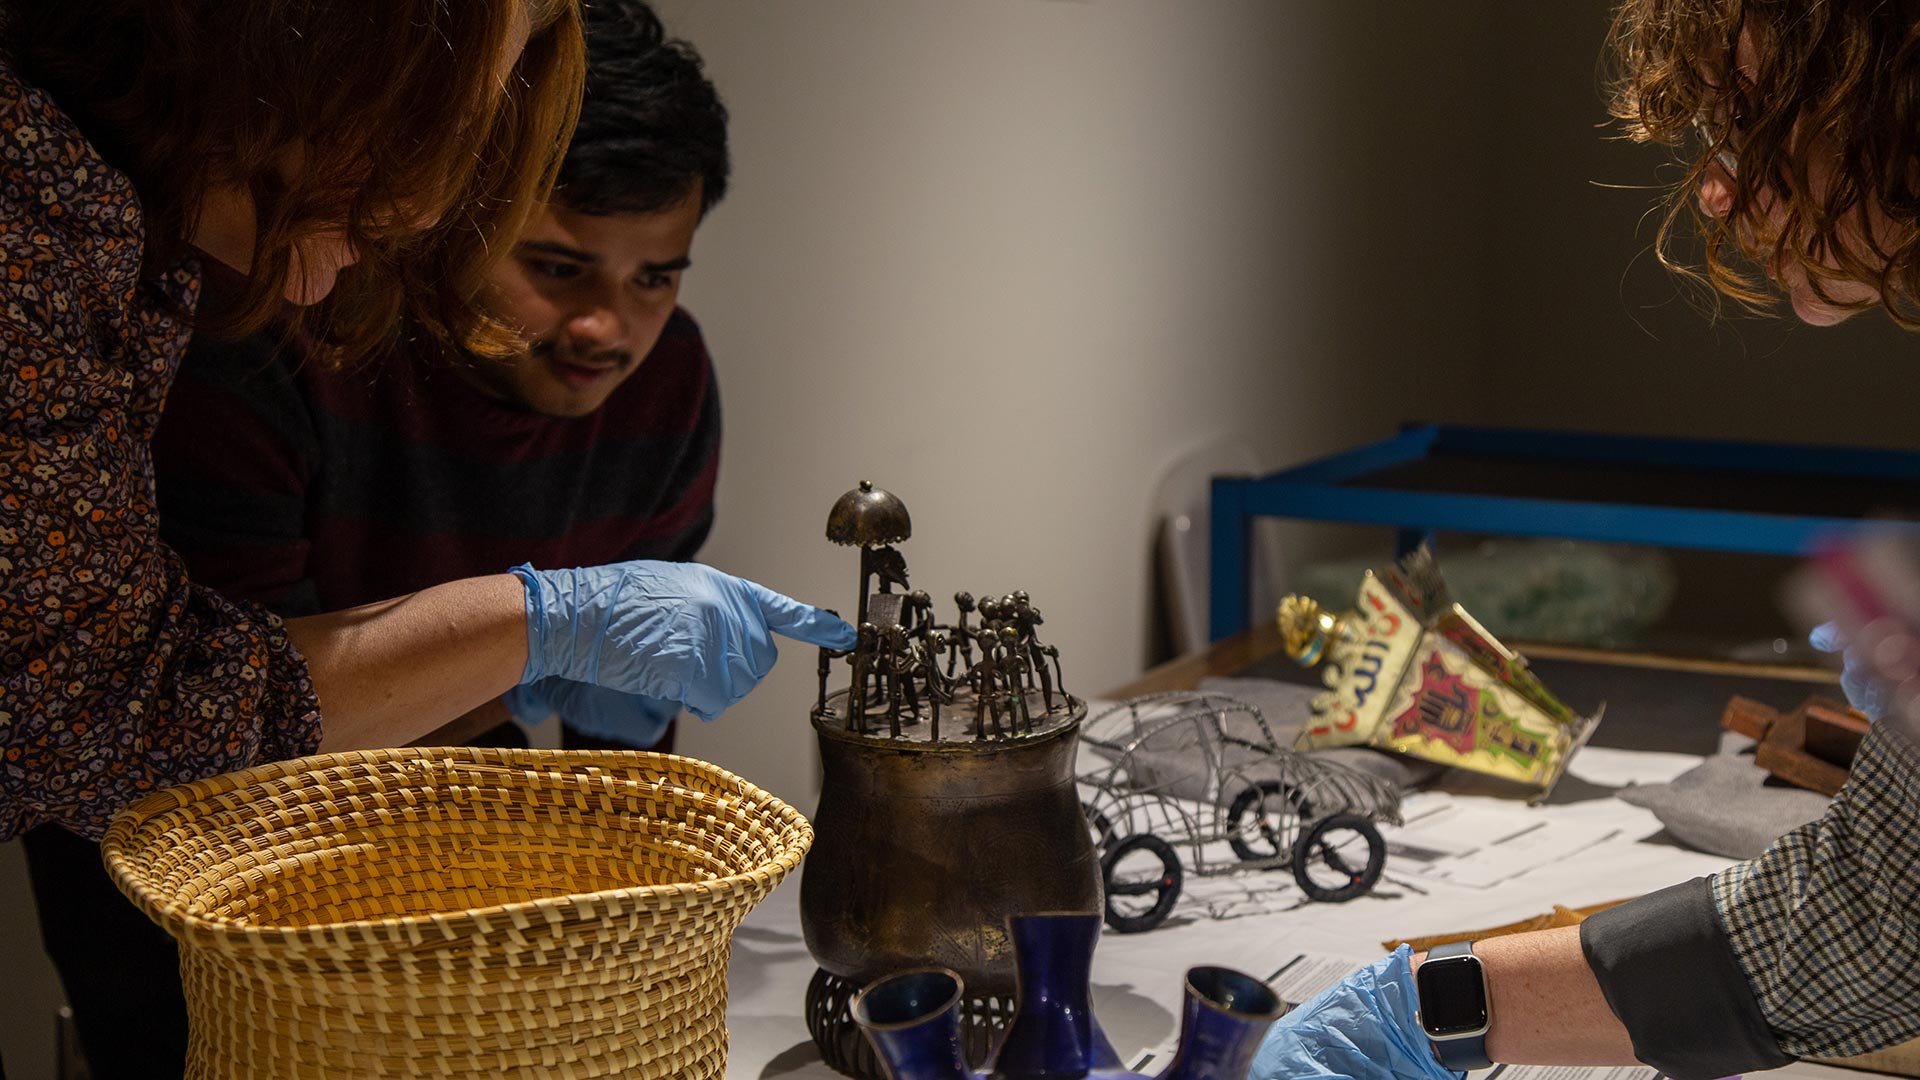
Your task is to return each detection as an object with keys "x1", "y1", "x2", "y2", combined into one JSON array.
[{"x1": 1424, "y1": 941, "x2": 1492, "y2": 1071}]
